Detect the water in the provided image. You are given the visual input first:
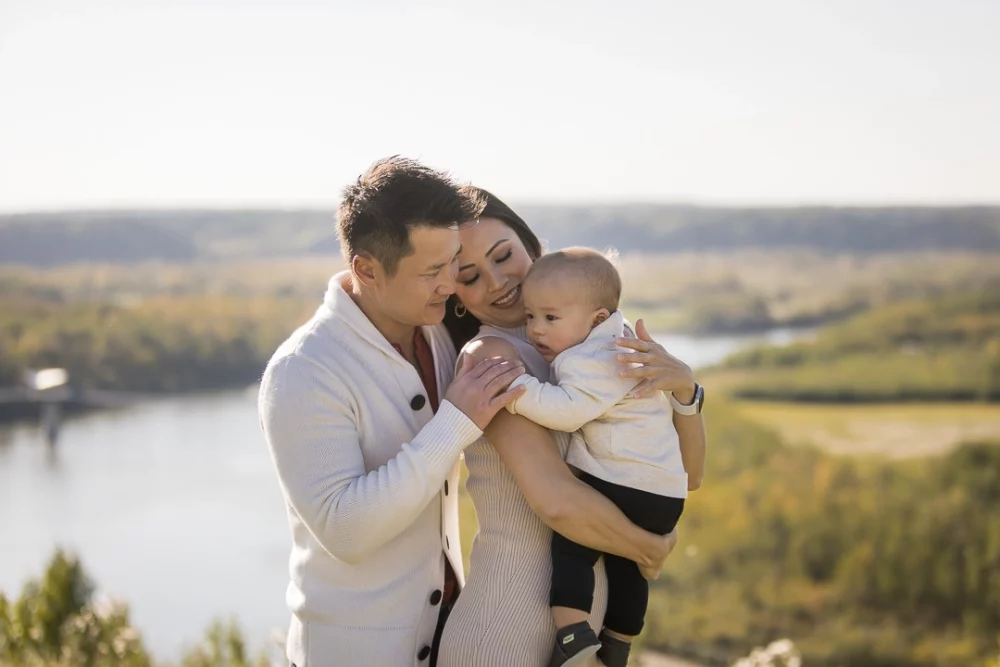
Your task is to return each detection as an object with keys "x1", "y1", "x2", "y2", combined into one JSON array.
[
  {"x1": 644, "y1": 327, "x2": 808, "y2": 371},
  {"x1": 0, "y1": 328, "x2": 807, "y2": 660}
]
